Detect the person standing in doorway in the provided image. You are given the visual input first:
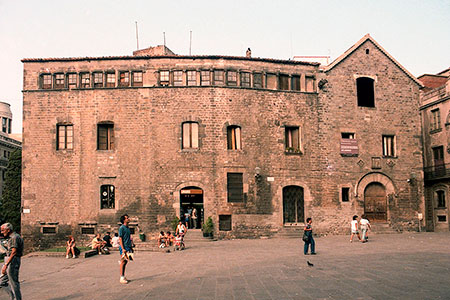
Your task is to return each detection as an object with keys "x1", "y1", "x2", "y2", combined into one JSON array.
[
  {"x1": 118, "y1": 214, "x2": 133, "y2": 284},
  {"x1": 0, "y1": 223, "x2": 23, "y2": 300},
  {"x1": 303, "y1": 218, "x2": 316, "y2": 255},
  {"x1": 192, "y1": 207, "x2": 198, "y2": 229}
]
